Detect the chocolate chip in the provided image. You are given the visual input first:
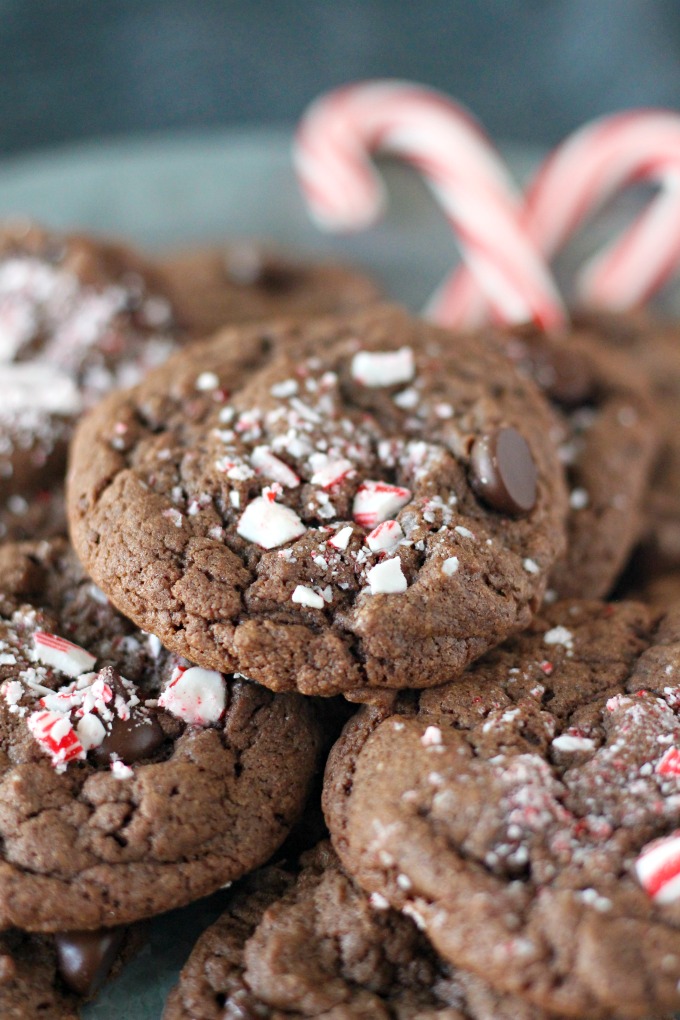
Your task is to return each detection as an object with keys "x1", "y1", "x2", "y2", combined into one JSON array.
[
  {"x1": 470, "y1": 427, "x2": 537, "y2": 515},
  {"x1": 89, "y1": 668, "x2": 165, "y2": 766},
  {"x1": 54, "y1": 928, "x2": 125, "y2": 997},
  {"x1": 90, "y1": 713, "x2": 165, "y2": 766}
]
